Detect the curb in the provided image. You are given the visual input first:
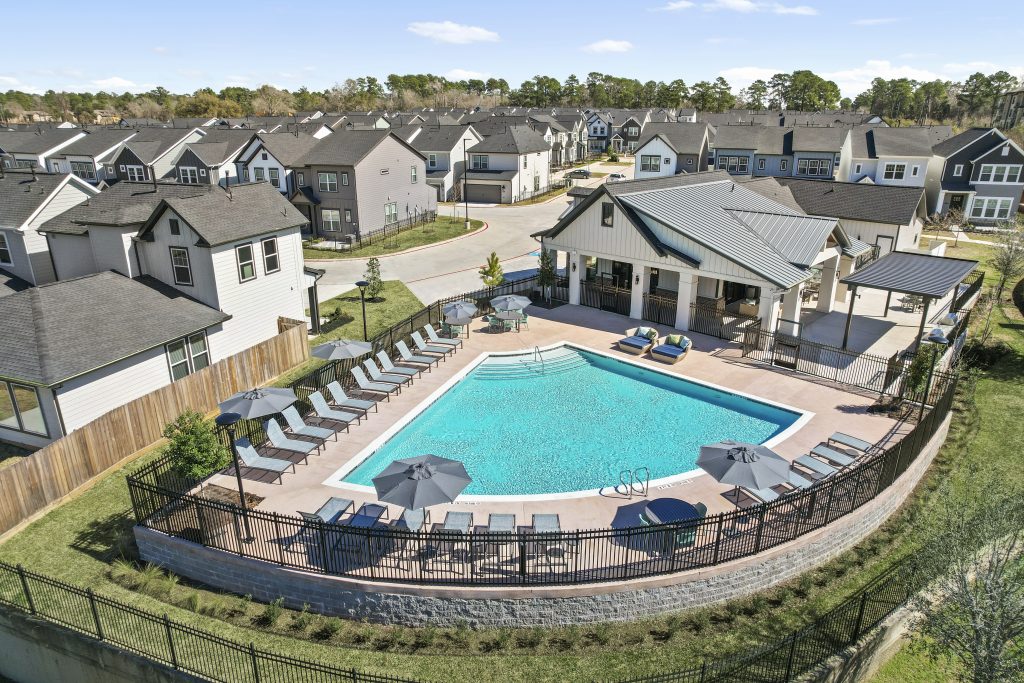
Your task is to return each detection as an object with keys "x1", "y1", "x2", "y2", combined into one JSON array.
[{"x1": 304, "y1": 222, "x2": 489, "y2": 262}]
